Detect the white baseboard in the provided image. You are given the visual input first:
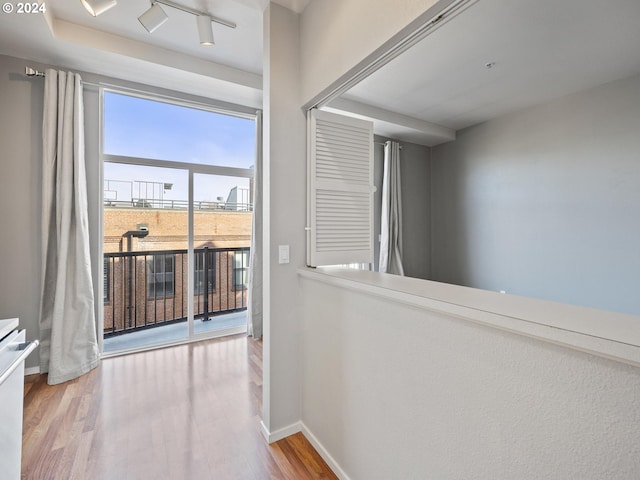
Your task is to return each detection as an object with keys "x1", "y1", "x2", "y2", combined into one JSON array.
[
  {"x1": 259, "y1": 419, "x2": 349, "y2": 479},
  {"x1": 300, "y1": 423, "x2": 351, "y2": 480},
  {"x1": 260, "y1": 420, "x2": 302, "y2": 443},
  {"x1": 24, "y1": 366, "x2": 41, "y2": 376}
]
